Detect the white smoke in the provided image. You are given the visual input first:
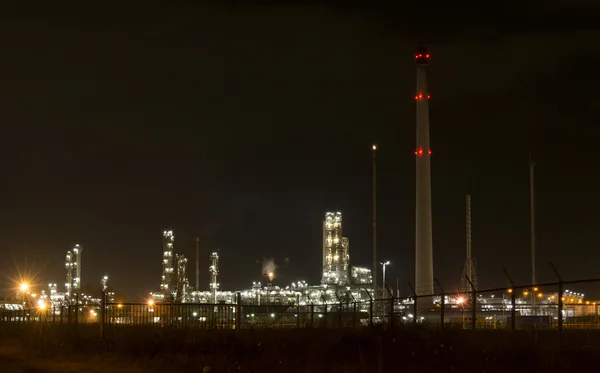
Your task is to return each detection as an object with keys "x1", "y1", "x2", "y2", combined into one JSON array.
[{"x1": 261, "y1": 257, "x2": 277, "y2": 278}]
